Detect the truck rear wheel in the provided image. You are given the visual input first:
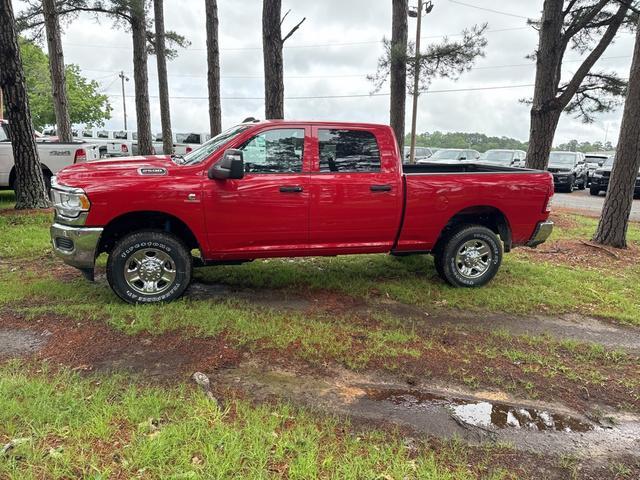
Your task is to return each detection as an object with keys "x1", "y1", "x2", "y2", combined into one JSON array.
[
  {"x1": 106, "y1": 231, "x2": 192, "y2": 304},
  {"x1": 436, "y1": 225, "x2": 503, "y2": 288}
]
